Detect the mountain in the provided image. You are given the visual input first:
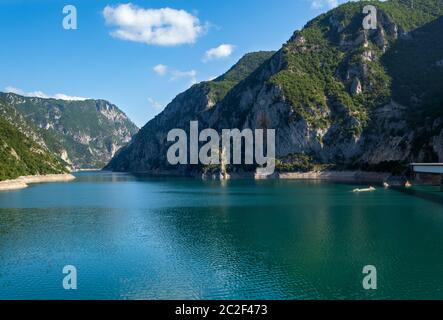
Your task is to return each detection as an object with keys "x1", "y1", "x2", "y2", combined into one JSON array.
[
  {"x1": 0, "y1": 99, "x2": 67, "y2": 180},
  {"x1": 106, "y1": 0, "x2": 443, "y2": 175},
  {"x1": 105, "y1": 51, "x2": 275, "y2": 173},
  {"x1": 0, "y1": 93, "x2": 139, "y2": 169}
]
